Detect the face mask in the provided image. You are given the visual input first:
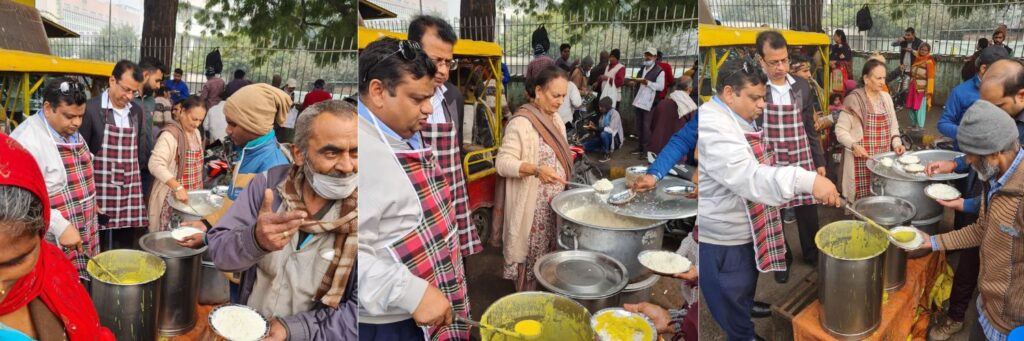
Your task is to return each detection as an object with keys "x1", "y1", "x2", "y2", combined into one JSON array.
[
  {"x1": 643, "y1": 60, "x2": 654, "y2": 67},
  {"x1": 973, "y1": 158, "x2": 1000, "y2": 181},
  {"x1": 304, "y1": 163, "x2": 356, "y2": 200}
]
